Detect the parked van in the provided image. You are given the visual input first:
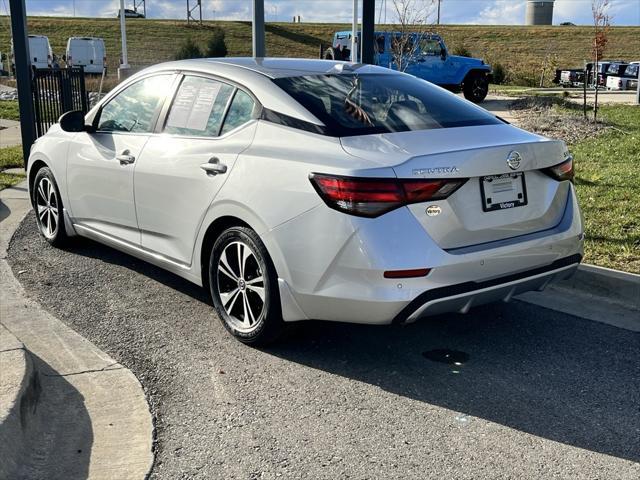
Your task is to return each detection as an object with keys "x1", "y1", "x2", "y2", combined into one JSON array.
[
  {"x1": 11, "y1": 35, "x2": 53, "y2": 71},
  {"x1": 606, "y1": 63, "x2": 639, "y2": 91},
  {"x1": 65, "y1": 37, "x2": 106, "y2": 74}
]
